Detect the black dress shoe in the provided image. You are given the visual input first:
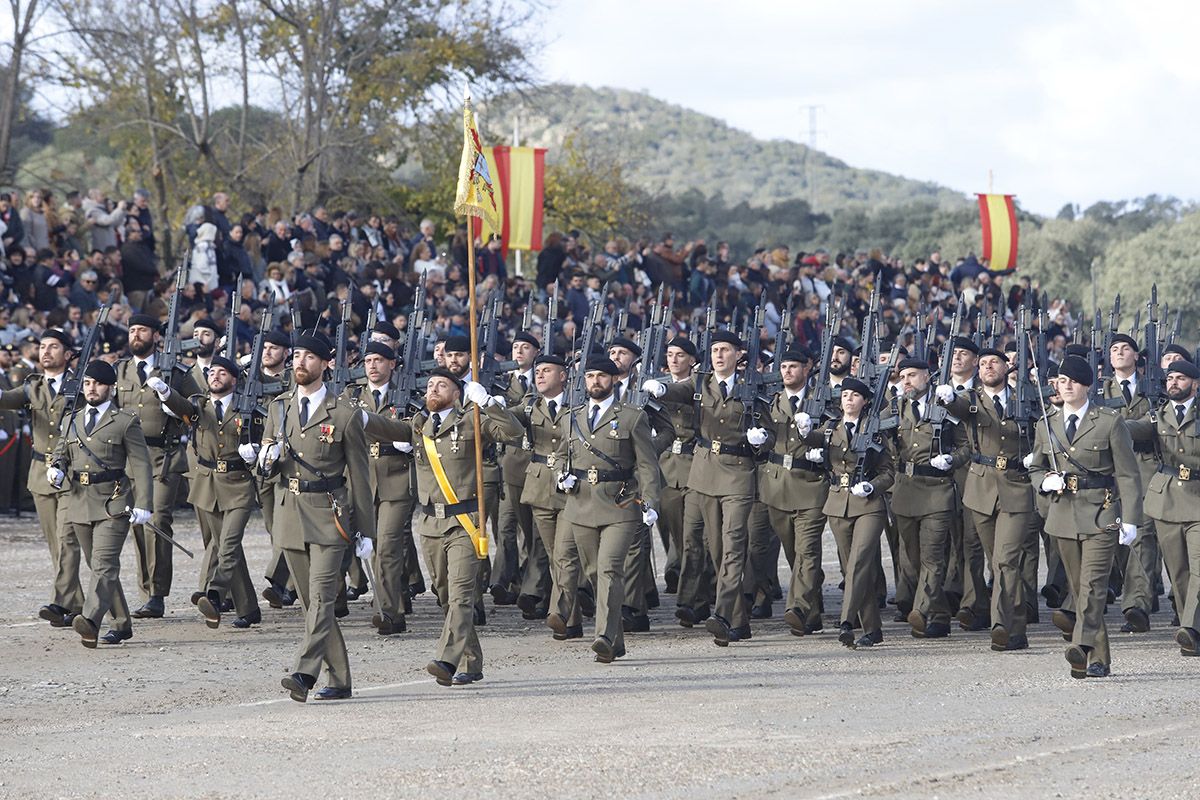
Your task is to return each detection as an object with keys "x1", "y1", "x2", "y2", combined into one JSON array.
[
  {"x1": 334, "y1": 599, "x2": 350, "y2": 619},
  {"x1": 1175, "y1": 627, "x2": 1199, "y2": 654},
  {"x1": 262, "y1": 585, "x2": 286, "y2": 609},
  {"x1": 132, "y1": 596, "x2": 165, "y2": 619},
  {"x1": 646, "y1": 588, "x2": 660, "y2": 609},
  {"x1": 806, "y1": 622, "x2": 824, "y2": 634},
  {"x1": 197, "y1": 594, "x2": 221, "y2": 629},
  {"x1": 990, "y1": 624, "x2": 1010, "y2": 651},
  {"x1": 576, "y1": 588, "x2": 596, "y2": 618},
  {"x1": 1085, "y1": 663, "x2": 1110, "y2": 678},
  {"x1": 838, "y1": 622, "x2": 856, "y2": 648},
  {"x1": 750, "y1": 602, "x2": 772, "y2": 619},
  {"x1": 591, "y1": 636, "x2": 616, "y2": 663},
  {"x1": 39, "y1": 604, "x2": 69, "y2": 627},
  {"x1": 220, "y1": 599, "x2": 234, "y2": 613},
  {"x1": 232, "y1": 609, "x2": 263, "y2": 629},
  {"x1": 314, "y1": 686, "x2": 352, "y2": 700},
  {"x1": 1002, "y1": 633, "x2": 1029, "y2": 651},
  {"x1": 907, "y1": 610, "x2": 927, "y2": 634},
  {"x1": 452, "y1": 671, "x2": 484, "y2": 686},
  {"x1": 944, "y1": 591, "x2": 962, "y2": 614},
  {"x1": 371, "y1": 612, "x2": 406, "y2": 635},
  {"x1": 664, "y1": 569, "x2": 679, "y2": 594},
  {"x1": 1121, "y1": 607, "x2": 1150, "y2": 633},
  {"x1": 403, "y1": 593, "x2": 413, "y2": 615},
  {"x1": 426, "y1": 660, "x2": 456, "y2": 686},
  {"x1": 73, "y1": 615, "x2": 98, "y2": 649},
  {"x1": 675, "y1": 606, "x2": 697, "y2": 628},
  {"x1": 473, "y1": 604, "x2": 487, "y2": 626},
  {"x1": 956, "y1": 609, "x2": 989, "y2": 631},
  {"x1": 1052, "y1": 609, "x2": 1076, "y2": 641},
  {"x1": 281, "y1": 672, "x2": 315, "y2": 702},
  {"x1": 923, "y1": 622, "x2": 951, "y2": 639},
  {"x1": 621, "y1": 608, "x2": 650, "y2": 633},
  {"x1": 854, "y1": 634, "x2": 877, "y2": 648},
  {"x1": 100, "y1": 629, "x2": 132, "y2": 645},
  {"x1": 553, "y1": 624, "x2": 584, "y2": 641},
  {"x1": 345, "y1": 586, "x2": 367, "y2": 601},
  {"x1": 517, "y1": 593, "x2": 539, "y2": 616},
  {"x1": 893, "y1": 611, "x2": 909, "y2": 623},
  {"x1": 190, "y1": 591, "x2": 204, "y2": 606},
  {"x1": 730, "y1": 624, "x2": 752, "y2": 642},
  {"x1": 783, "y1": 608, "x2": 807, "y2": 634},
  {"x1": 705, "y1": 615, "x2": 732, "y2": 647},
  {"x1": 490, "y1": 585, "x2": 518, "y2": 605},
  {"x1": 1040, "y1": 584, "x2": 1063, "y2": 608},
  {"x1": 1025, "y1": 606, "x2": 1040, "y2": 625},
  {"x1": 1065, "y1": 644, "x2": 1091, "y2": 679},
  {"x1": 546, "y1": 612, "x2": 569, "y2": 637}
]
